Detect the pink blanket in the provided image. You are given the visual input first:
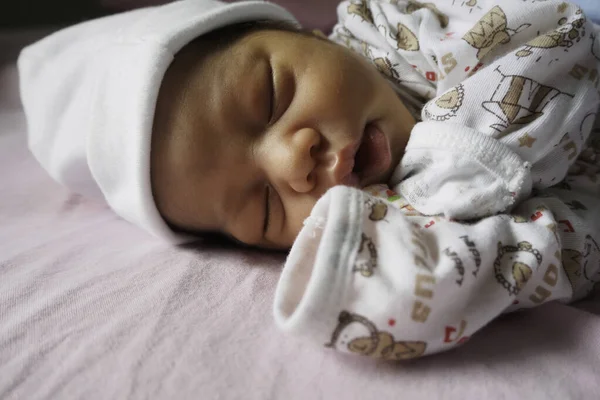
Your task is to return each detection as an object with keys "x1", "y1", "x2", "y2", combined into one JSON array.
[{"x1": 1, "y1": 30, "x2": 600, "y2": 400}]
